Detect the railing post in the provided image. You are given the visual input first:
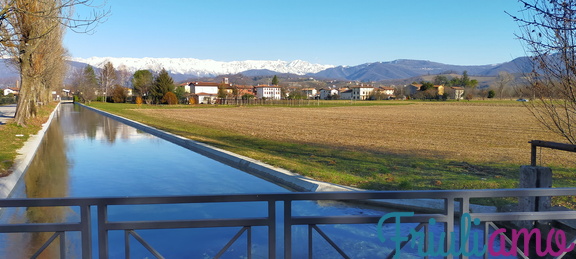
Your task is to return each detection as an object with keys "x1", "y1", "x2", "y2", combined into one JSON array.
[
  {"x1": 445, "y1": 198, "x2": 454, "y2": 259},
  {"x1": 284, "y1": 200, "x2": 292, "y2": 259},
  {"x1": 98, "y1": 205, "x2": 108, "y2": 259},
  {"x1": 81, "y1": 205, "x2": 92, "y2": 259},
  {"x1": 268, "y1": 200, "x2": 276, "y2": 259},
  {"x1": 531, "y1": 142, "x2": 537, "y2": 166},
  {"x1": 459, "y1": 198, "x2": 470, "y2": 259}
]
